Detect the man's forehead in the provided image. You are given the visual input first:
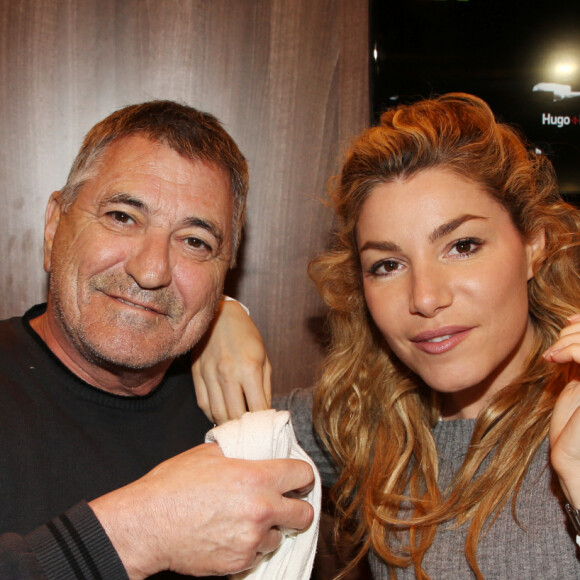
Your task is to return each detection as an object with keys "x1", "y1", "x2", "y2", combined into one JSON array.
[
  {"x1": 78, "y1": 136, "x2": 231, "y2": 201},
  {"x1": 99, "y1": 135, "x2": 229, "y2": 182},
  {"x1": 67, "y1": 138, "x2": 232, "y2": 241}
]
